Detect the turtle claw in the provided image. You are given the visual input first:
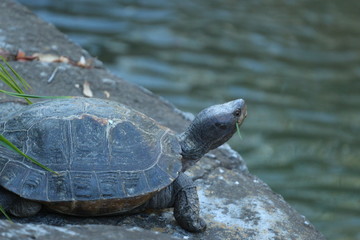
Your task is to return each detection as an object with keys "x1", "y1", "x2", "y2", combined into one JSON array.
[{"x1": 180, "y1": 217, "x2": 207, "y2": 233}]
